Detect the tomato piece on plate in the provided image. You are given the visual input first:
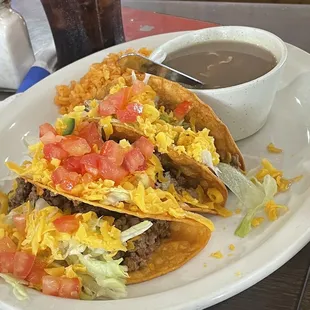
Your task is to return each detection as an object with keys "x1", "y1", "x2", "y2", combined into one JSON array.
[
  {"x1": 78, "y1": 122, "x2": 103, "y2": 148},
  {"x1": 0, "y1": 237, "x2": 17, "y2": 253},
  {"x1": 133, "y1": 136, "x2": 154, "y2": 159},
  {"x1": 51, "y1": 167, "x2": 81, "y2": 191},
  {"x1": 0, "y1": 252, "x2": 15, "y2": 273},
  {"x1": 59, "y1": 277, "x2": 81, "y2": 299},
  {"x1": 39, "y1": 123, "x2": 57, "y2": 137},
  {"x1": 116, "y1": 103, "x2": 143, "y2": 123},
  {"x1": 100, "y1": 141, "x2": 125, "y2": 166},
  {"x1": 123, "y1": 148, "x2": 146, "y2": 173},
  {"x1": 80, "y1": 153, "x2": 102, "y2": 177},
  {"x1": 13, "y1": 252, "x2": 36, "y2": 279},
  {"x1": 60, "y1": 136, "x2": 91, "y2": 157},
  {"x1": 62, "y1": 156, "x2": 83, "y2": 174},
  {"x1": 43, "y1": 143, "x2": 69, "y2": 161},
  {"x1": 13, "y1": 215, "x2": 26, "y2": 234},
  {"x1": 53, "y1": 215, "x2": 79, "y2": 234},
  {"x1": 42, "y1": 275, "x2": 61, "y2": 296},
  {"x1": 98, "y1": 157, "x2": 129, "y2": 184},
  {"x1": 173, "y1": 101, "x2": 192, "y2": 120},
  {"x1": 131, "y1": 80, "x2": 145, "y2": 97}
]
